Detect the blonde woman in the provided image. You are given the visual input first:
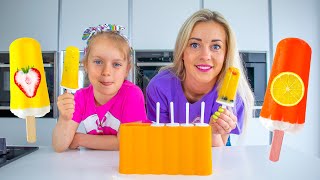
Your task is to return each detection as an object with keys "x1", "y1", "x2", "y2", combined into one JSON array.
[{"x1": 146, "y1": 9, "x2": 254, "y2": 146}]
